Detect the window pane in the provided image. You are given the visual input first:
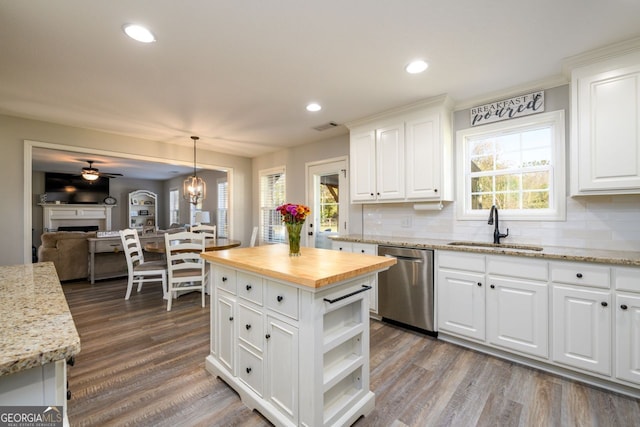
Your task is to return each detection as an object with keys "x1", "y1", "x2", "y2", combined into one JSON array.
[
  {"x1": 471, "y1": 176, "x2": 493, "y2": 193},
  {"x1": 523, "y1": 191, "x2": 549, "y2": 209},
  {"x1": 522, "y1": 171, "x2": 549, "y2": 190},
  {"x1": 495, "y1": 192, "x2": 520, "y2": 209},
  {"x1": 495, "y1": 174, "x2": 520, "y2": 192},
  {"x1": 471, "y1": 155, "x2": 494, "y2": 172},
  {"x1": 471, "y1": 193, "x2": 493, "y2": 210}
]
